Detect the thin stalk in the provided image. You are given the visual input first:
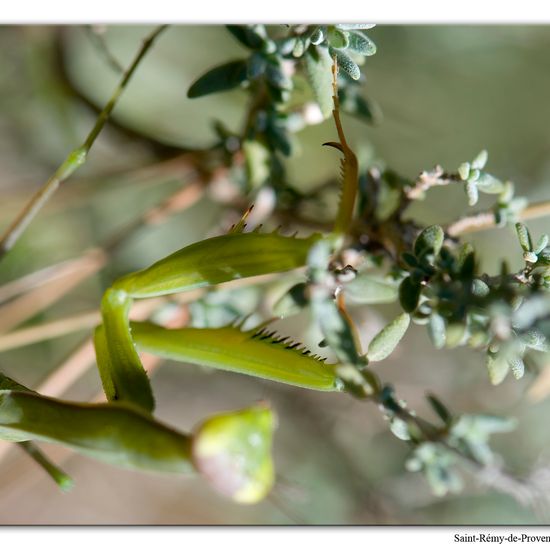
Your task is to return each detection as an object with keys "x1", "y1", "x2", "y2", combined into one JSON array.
[
  {"x1": 18, "y1": 441, "x2": 74, "y2": 492},
  {"x1": 0, "y1": 25, "x2": 167, "y2": 260}
]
